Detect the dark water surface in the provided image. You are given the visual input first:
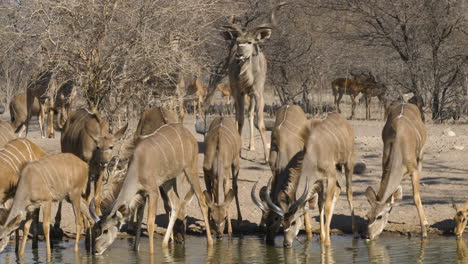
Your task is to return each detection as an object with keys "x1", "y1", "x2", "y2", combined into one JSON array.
[{"x1": 1, "y1": 235, "x2": 467, "y2": 263}]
